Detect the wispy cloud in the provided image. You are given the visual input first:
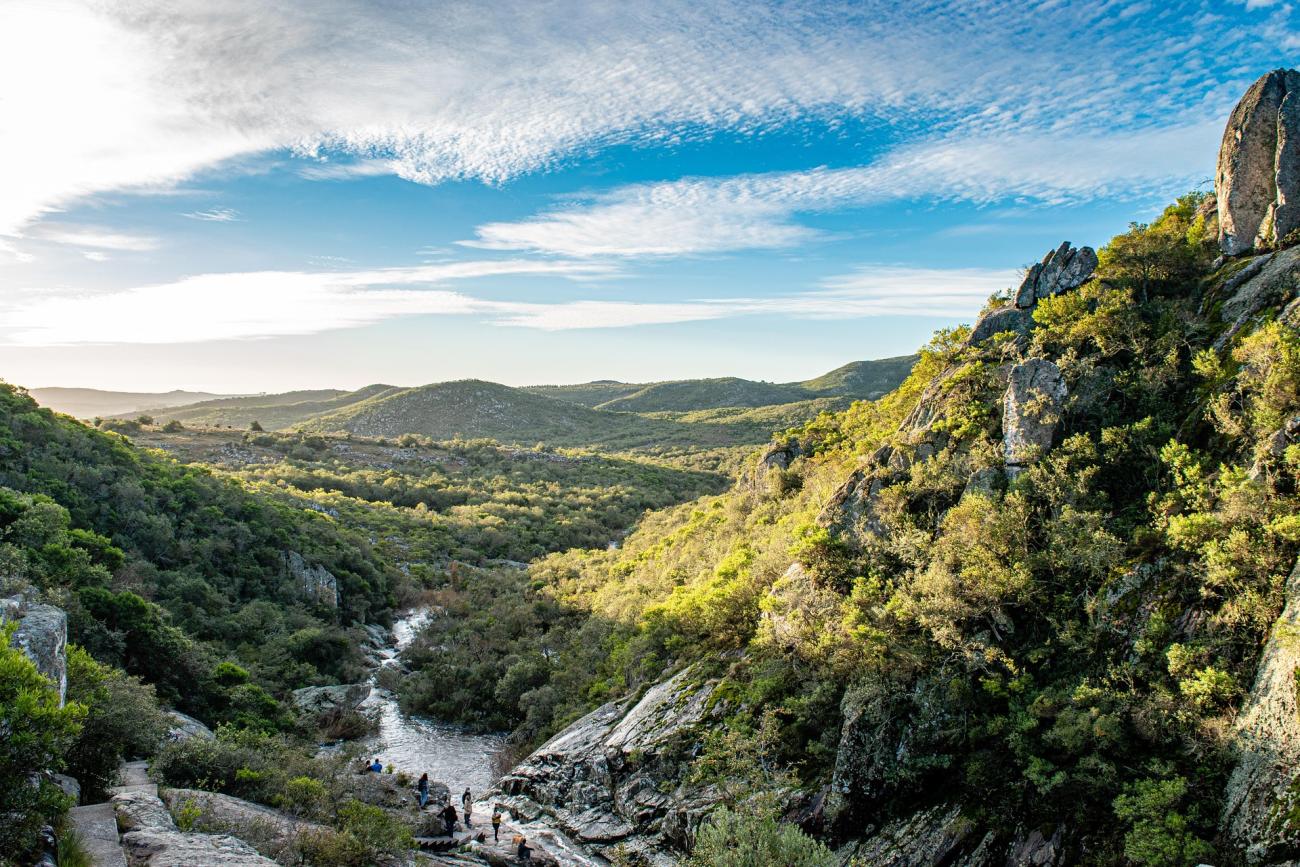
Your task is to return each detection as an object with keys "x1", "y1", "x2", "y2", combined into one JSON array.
[
  {"x1": 466, "y1": 122, "x2": 1222, "y2": 257},
  {"x1": 183, "y1": 207, "x2": 241, "y2": 222},
  {"x1": 82, "y1": 251, "x2": 111, "y2": 262},
  {"x1": 2, "y1": 261, "x2": 1009, "y2": 344},
  {"x1": 30, "y1": 224, "x2": 160, "y2": 251},
  {"x1": 0, "y1": 0, "x2": 1287, "y2": 236}
]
